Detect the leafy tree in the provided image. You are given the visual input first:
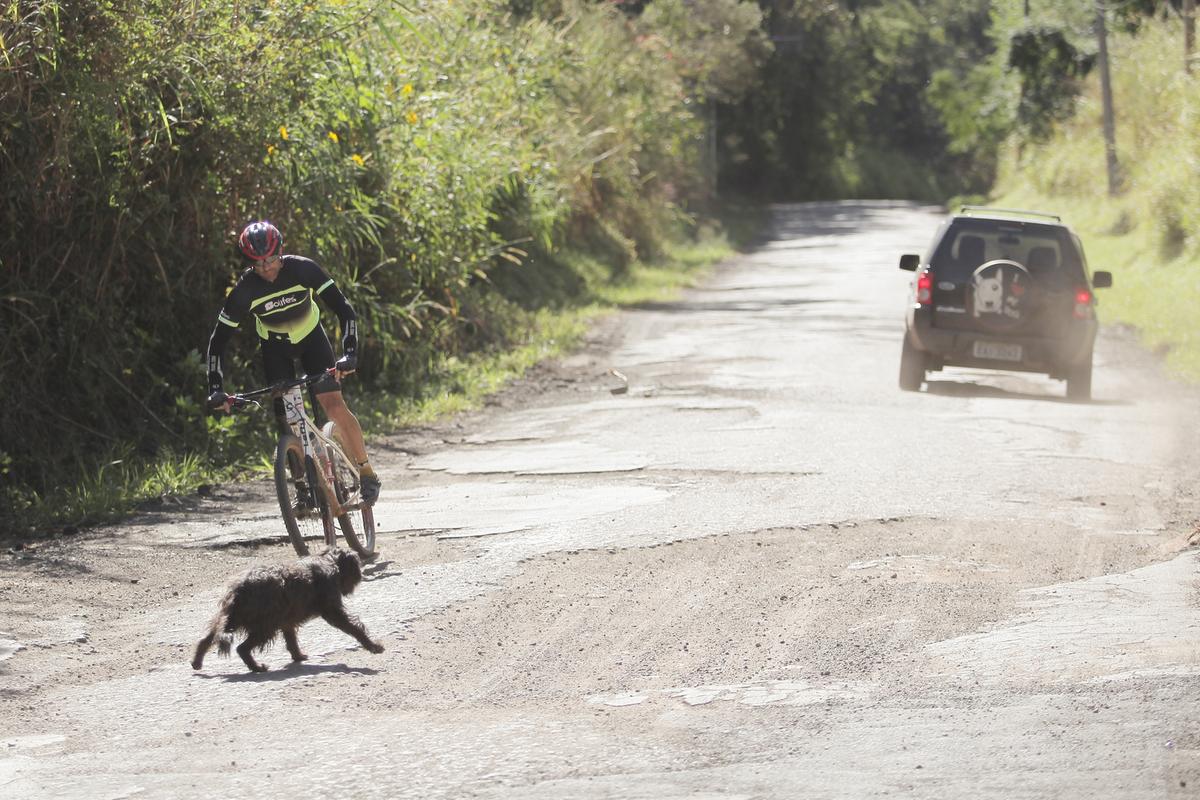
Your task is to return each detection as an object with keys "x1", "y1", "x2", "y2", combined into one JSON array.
[
  {"x1": 717, "y1": 0, "x2": 997, "y2": 200},
  {"x1": 1007, "y1": 25, "x2": 1095, "y2": 140},
  {"x1": 638, "y1": 0, "x2": 771, "y2": 103}
]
